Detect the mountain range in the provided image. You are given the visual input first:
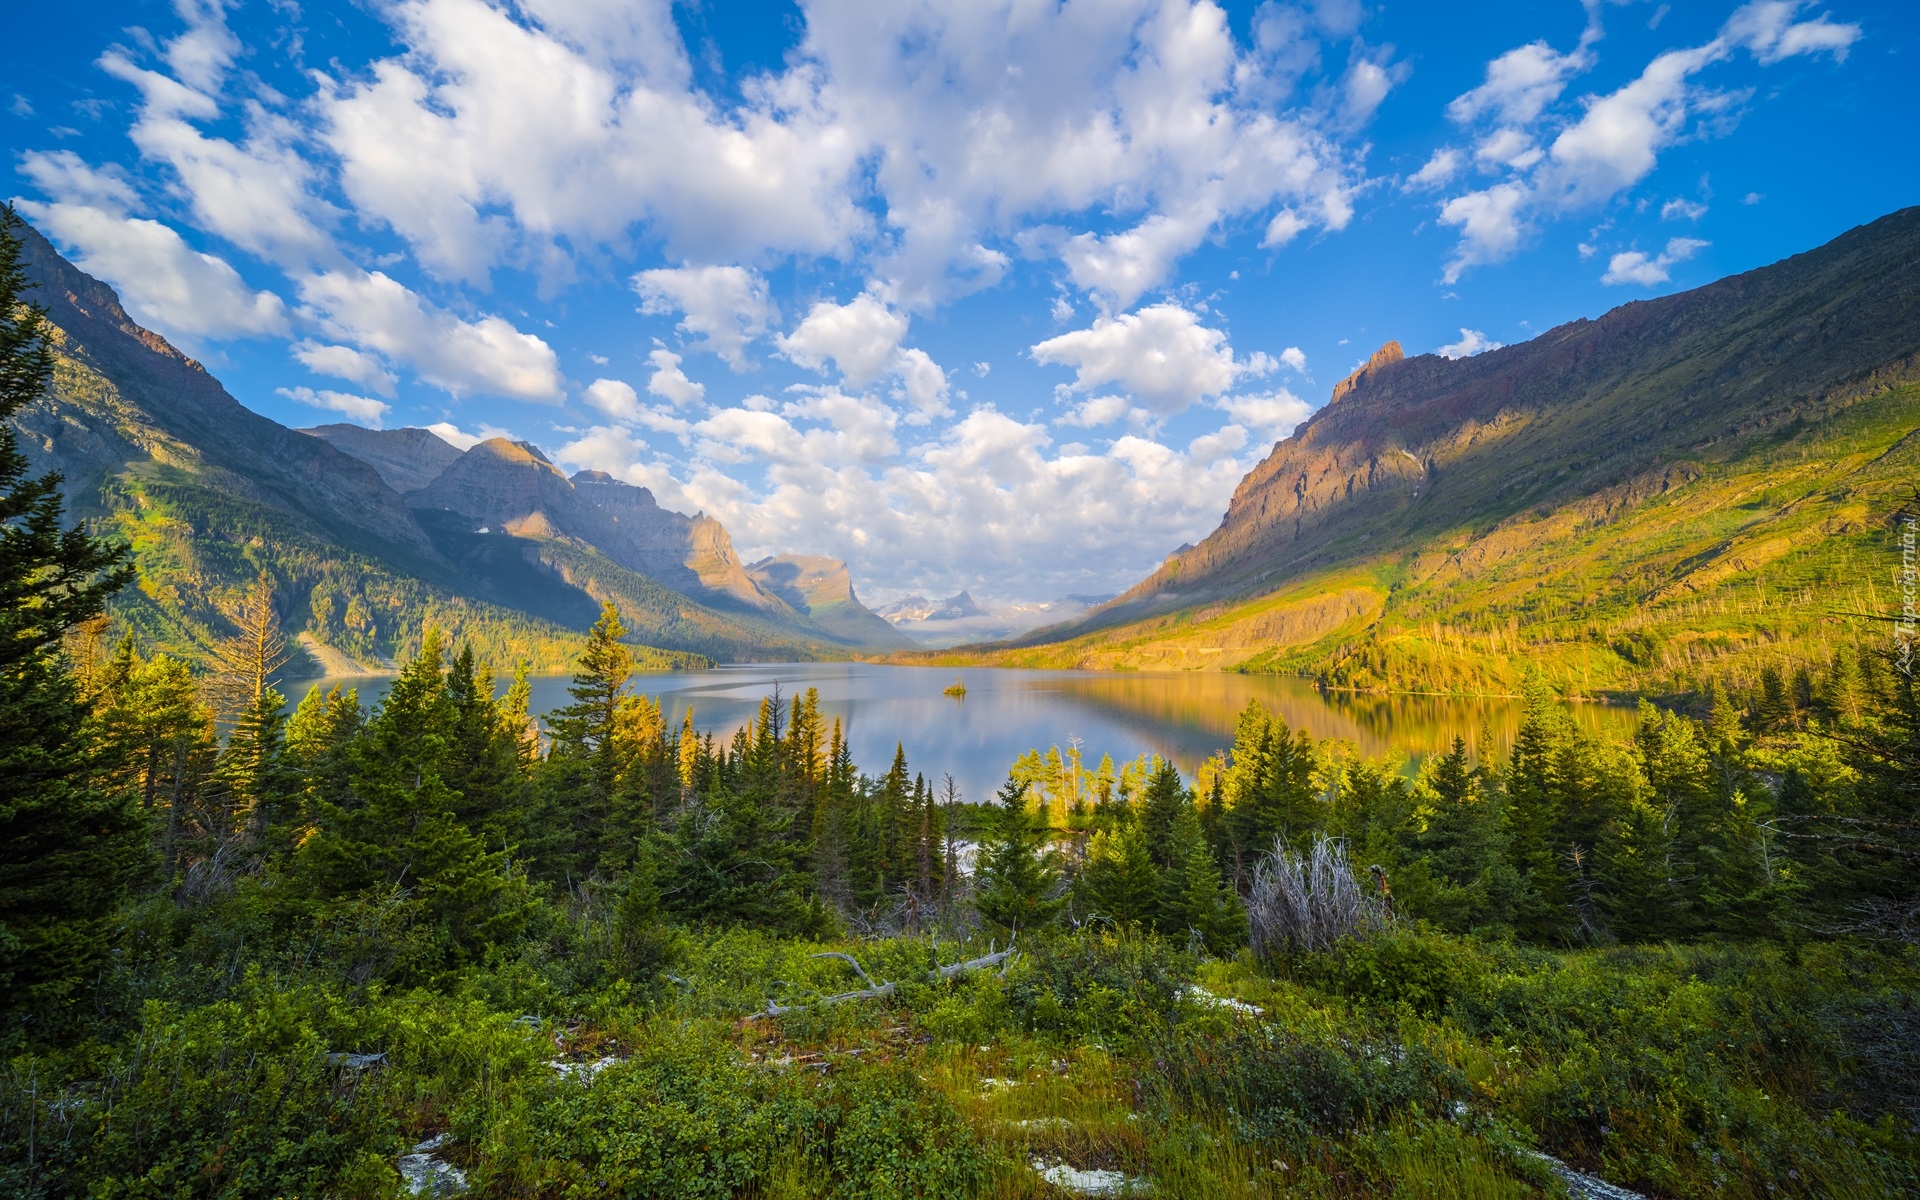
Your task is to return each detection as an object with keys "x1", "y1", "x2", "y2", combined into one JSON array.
[
  {"x1": 876, "y1": 591, "x2": 1115, "y2": 649},
  {"x1": 932, "y1": 207, "x2": 1920, "y2": 697},
  {"x1": 9, "y1": 221, "x2": 911, "y2": 672}
]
